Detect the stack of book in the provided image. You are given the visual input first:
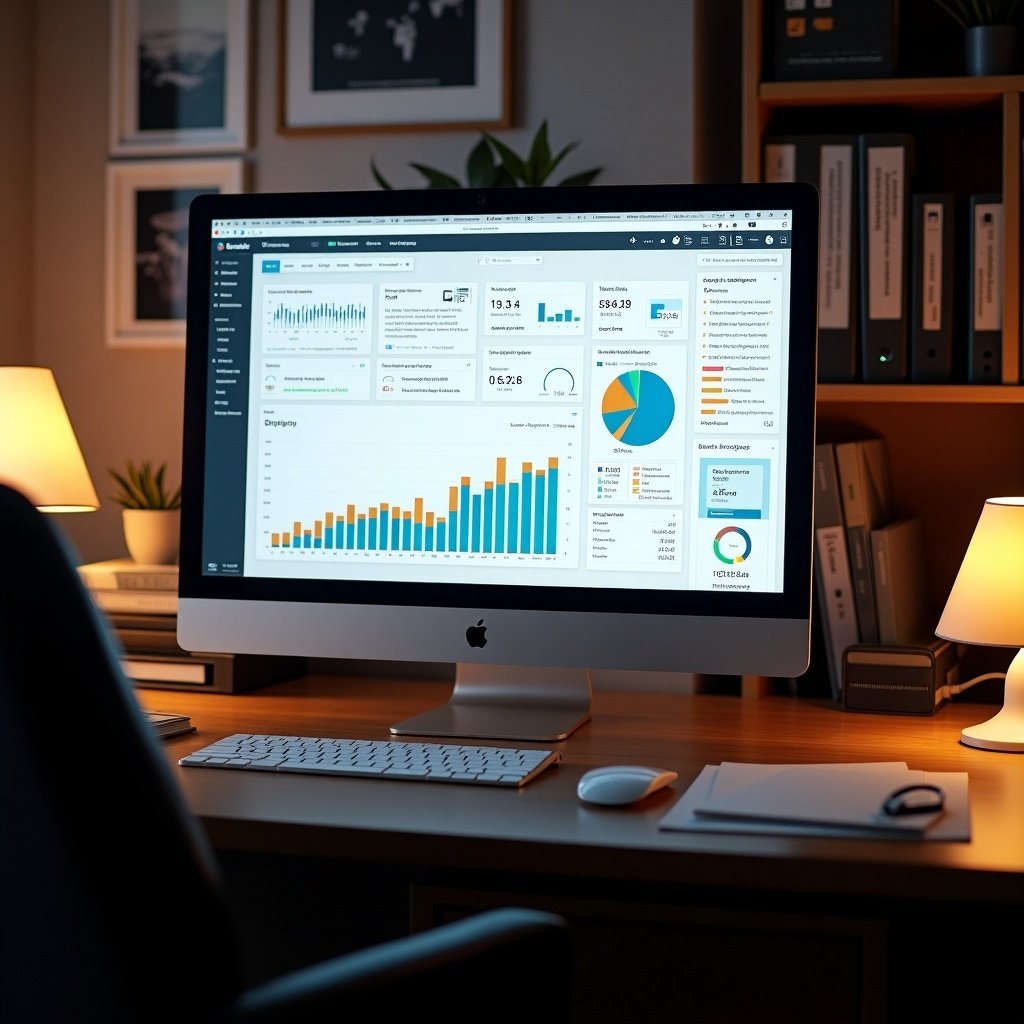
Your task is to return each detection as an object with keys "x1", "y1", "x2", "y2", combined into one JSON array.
[
  {"x1": 77, "y1": 558, "x2": 303, "y2": 692},
  {"x1": 812, "y1": 437, "x2": 935, "y2": 702}
]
